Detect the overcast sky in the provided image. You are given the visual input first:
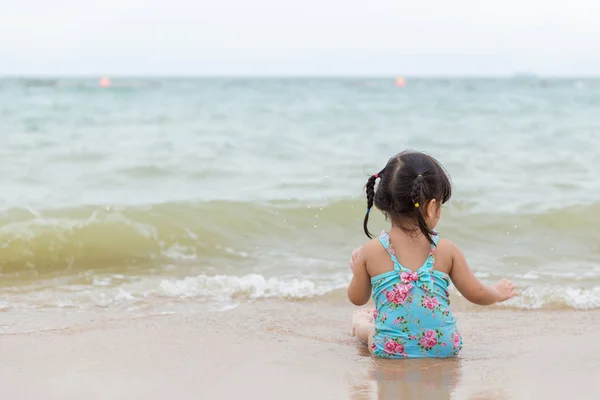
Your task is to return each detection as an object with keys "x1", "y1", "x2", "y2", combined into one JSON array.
[{"x1": 1, "y1": 0, "x2": 598, "y2": 76}]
